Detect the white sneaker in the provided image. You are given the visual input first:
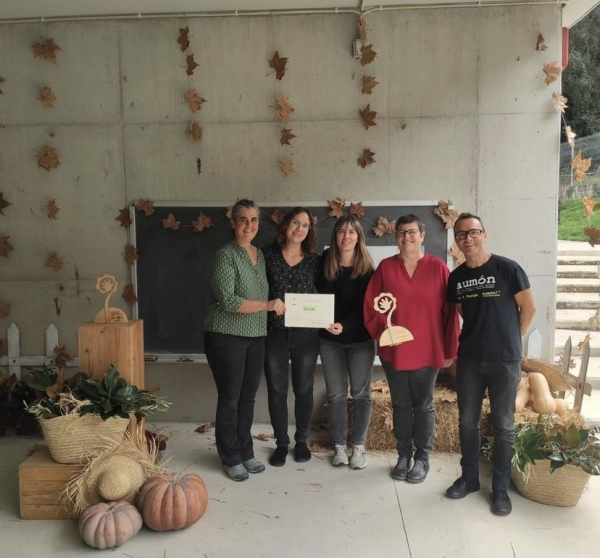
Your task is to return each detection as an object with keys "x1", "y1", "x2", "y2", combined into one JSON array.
[
  {"x1": 332, "y1": 444, "x2": 349, "y2": 466},
  {"x1": 350, "y1": 444, "x2": 367, "y2": 470}
]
